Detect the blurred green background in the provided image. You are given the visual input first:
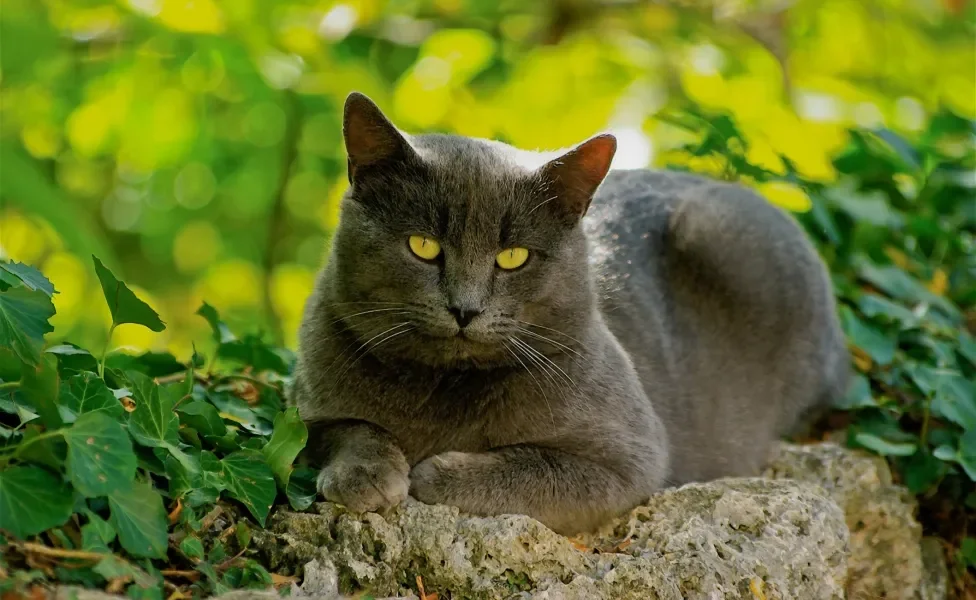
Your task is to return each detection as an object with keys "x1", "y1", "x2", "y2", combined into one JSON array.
[{"x1": 1, "y1": 0, "x2": 973, "y2": 358}]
